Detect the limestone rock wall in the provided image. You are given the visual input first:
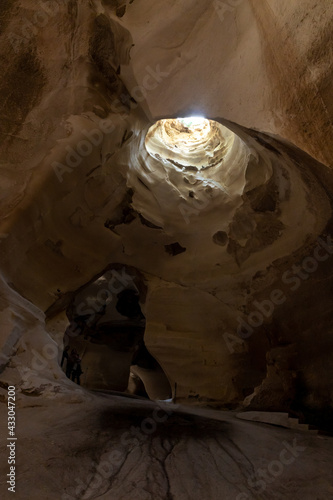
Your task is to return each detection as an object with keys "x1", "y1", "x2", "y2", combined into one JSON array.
[{"x1": 0, "y1": 0, "x2": 333, "y2": 417}]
